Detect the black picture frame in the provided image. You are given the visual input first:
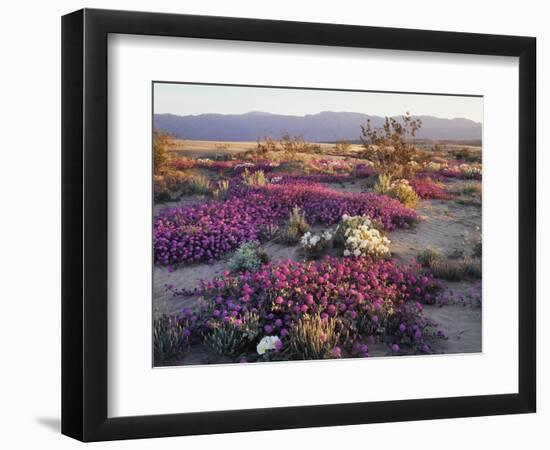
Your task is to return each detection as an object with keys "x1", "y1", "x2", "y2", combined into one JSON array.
[{"x1": 61, "y1": 8, "x2": 536, "y2": 442}]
